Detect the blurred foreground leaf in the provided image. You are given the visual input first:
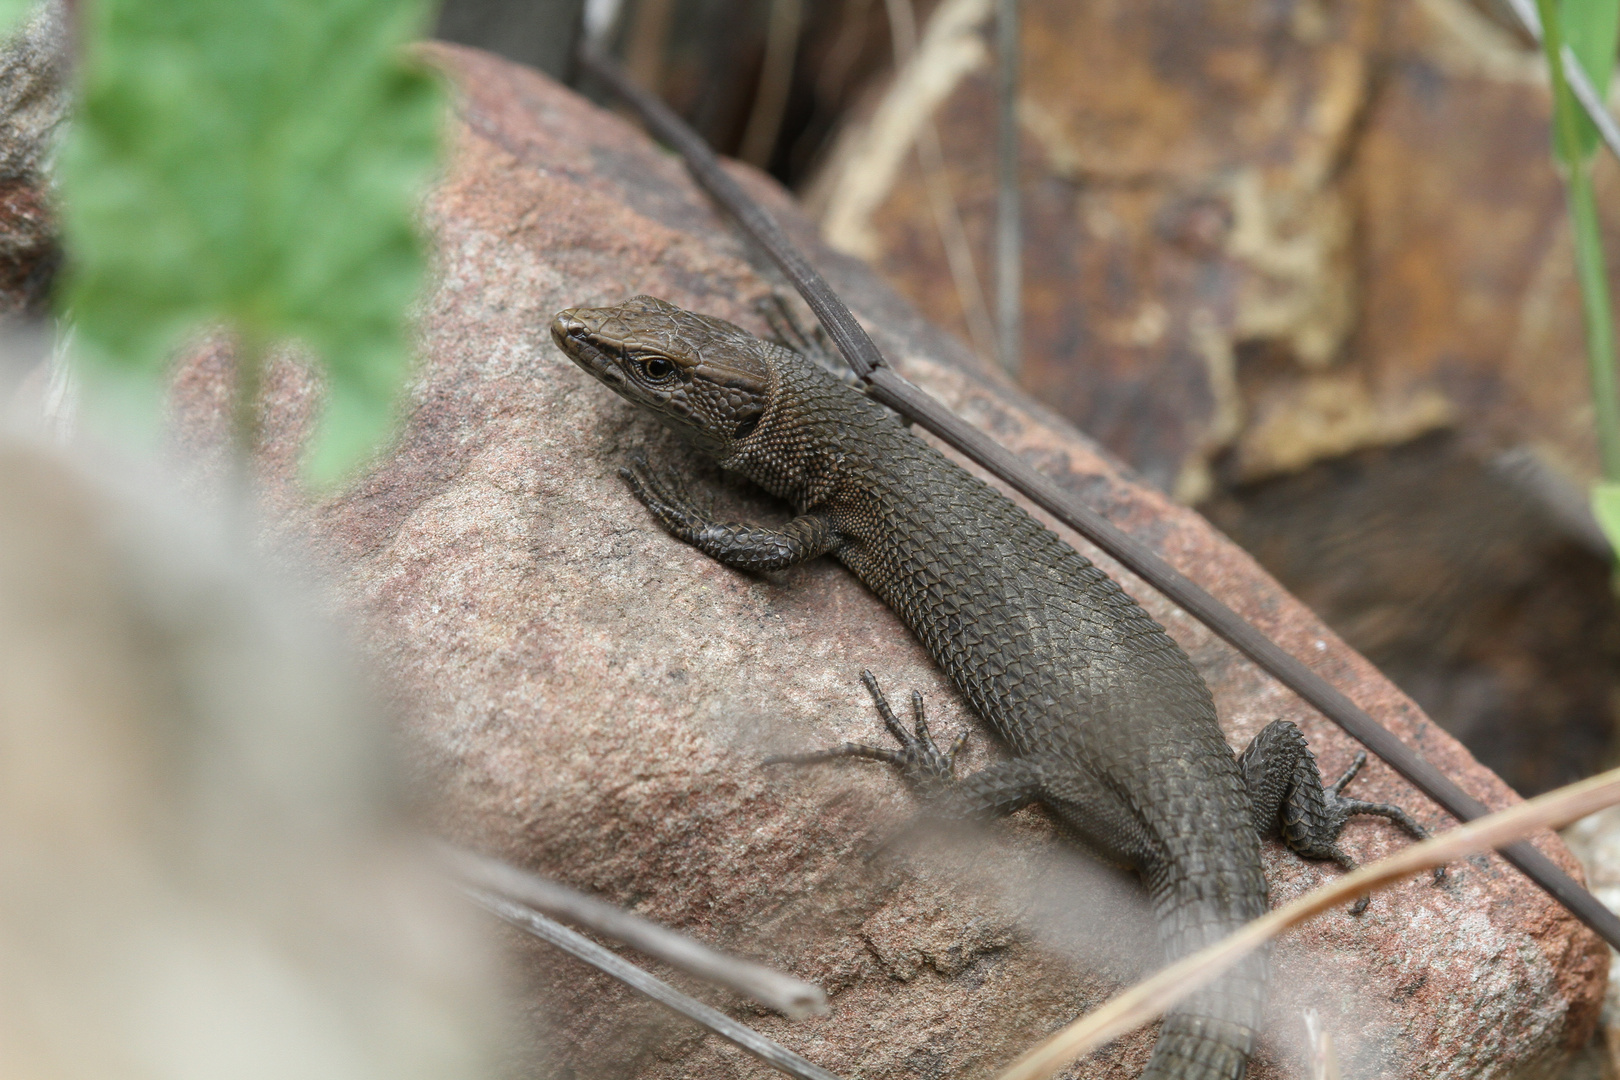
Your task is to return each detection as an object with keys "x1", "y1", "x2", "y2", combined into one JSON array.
[
  {"x1": 1560, "y1": 0, "x2": 1620, "y2": 161},
  {"x1": 1538, "y1": 0, "x2": 1620, "y2": 579},
  {"x1": 0, "y1": 0, "x2": 31, "y2": 35},
  {"x1": 1593, "y1": 481, "x2": 1620, "y2": 558},
  {"x1": 58, "y1": 0, "x2": 443, "y2": 484}
]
